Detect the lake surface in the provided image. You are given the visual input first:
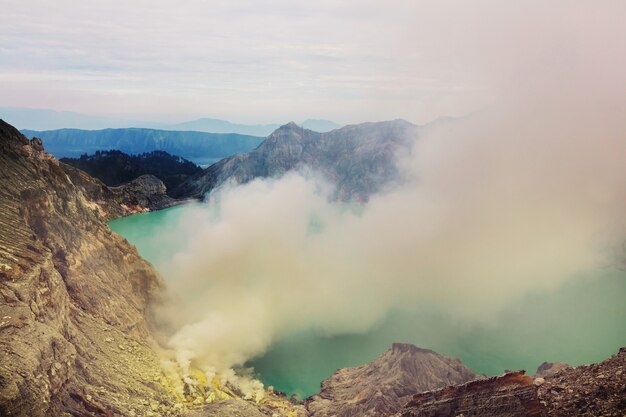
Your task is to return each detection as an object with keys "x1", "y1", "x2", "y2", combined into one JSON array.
[{"x1": 110, "y1": 205, "x2": 626, "y2": 398}]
